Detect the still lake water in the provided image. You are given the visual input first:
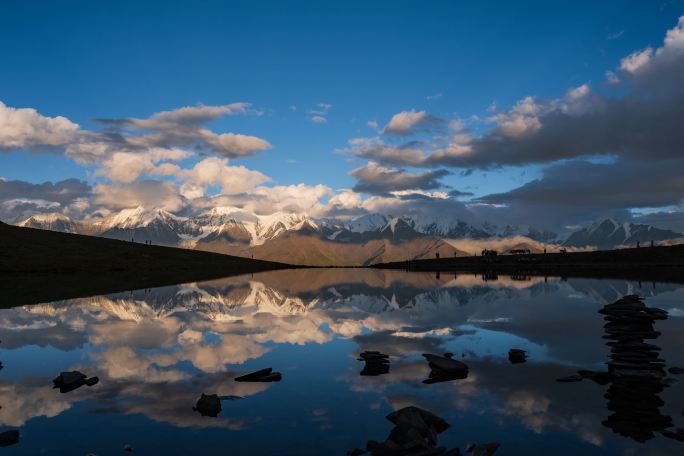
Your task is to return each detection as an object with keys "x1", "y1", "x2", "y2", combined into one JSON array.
[{"x1": 0, "y1": 269, "x2": 683, "y2": 455}]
